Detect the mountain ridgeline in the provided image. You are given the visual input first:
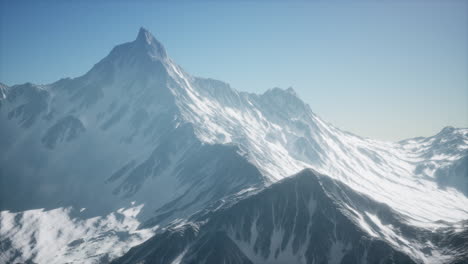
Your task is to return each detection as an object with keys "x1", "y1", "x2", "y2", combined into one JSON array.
[
  {"x1": 114, "y1": 169, "x2": 468, "y2": 264},
  {"x1": 0, "y1": 28, "x2": 467, "y2": 263}
]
